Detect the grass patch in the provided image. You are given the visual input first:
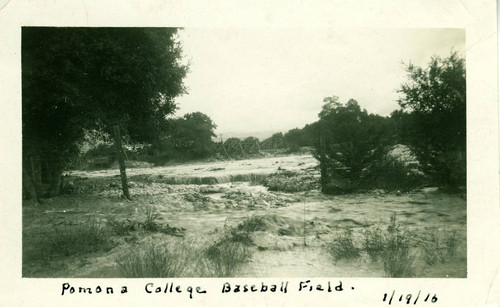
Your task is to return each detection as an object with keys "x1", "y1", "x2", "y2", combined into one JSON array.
[
  {"x1": 362, "y1": 225, "x2": 386, "y2": 261},
  {"x1": 116, "y1": 233, "x2": 253, "y2": 278},
  {"x1": 106, "y1": 206, "x2": 185, "y2": 236},
  {"x1": 326, "y1": 229, "x2": 361, "y2": 261},
  {"x1": 27, "y1": 218, "x2": 114, "y2": 262},
  {"x1": 419, "y1": 228, "x2": 460, "y2": 265},
  {"x1": 236, "y1": 215, "x2": 268, "y2": 232},
  {"x1": 203, "y1": 240, "x2": 253, "y2": 277},
  {"x1": 382, "y1": 229, "x2": 415, "y2": 277},
  {"x1": 359, "y1": 215, "x2": 463, "y2": 277},
  {"x1": 116, "y1": 243, "x2": 191, "y2": 277},
  {"x1": 50, "y1": 219, "x2": 113, "y2": 258},
  {"x1": 194, "y1": 217, "x2": 258, "y2": 277},
  {"x1": 379, "y1": 214, "x2": 415, "y2": 277}
]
